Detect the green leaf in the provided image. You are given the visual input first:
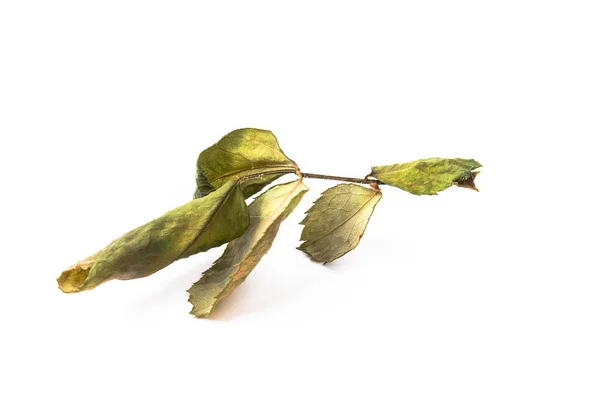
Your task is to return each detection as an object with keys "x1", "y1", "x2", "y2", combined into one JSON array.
[
  {"x1": 187, "y1": 179, "x2": 309, "y2": 318},
  {"x1": 370, "y1": 158, "x2": 482, "y2": 195},
  {"x1": 194, "y1": 128, "x2": 298, "y2": 199},
  {"x1": 298, "y1": 184, "x2": 382, "y2": 264},
  {"x1": 57, "y1": 181, "x2": 250, "y2": 293}
]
